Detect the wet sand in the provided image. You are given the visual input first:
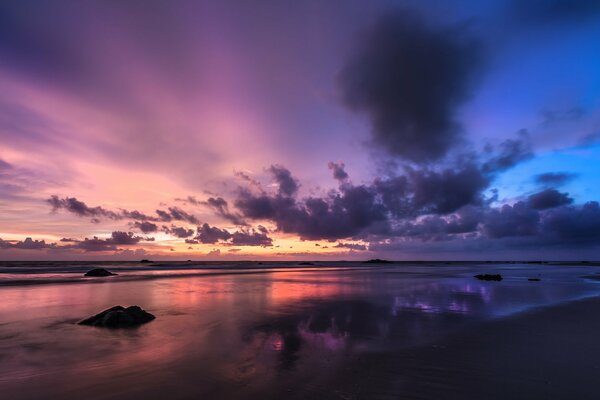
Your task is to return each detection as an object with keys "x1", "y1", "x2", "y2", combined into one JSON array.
[
  {"x1": 323, "y1": 296, "x2": 600, "y2": 400},
  {"x1": 1, "y1": 262, "x2": 600, "y2": 399}
]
